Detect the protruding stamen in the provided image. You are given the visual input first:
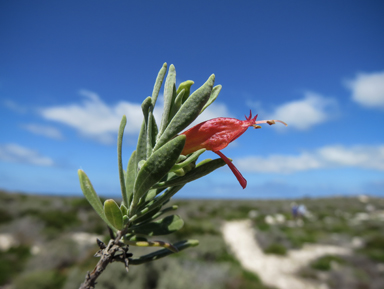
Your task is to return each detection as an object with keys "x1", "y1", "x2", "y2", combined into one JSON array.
[{"x1": 255, "y1": 119, "x2": 288, "y2": 126}]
